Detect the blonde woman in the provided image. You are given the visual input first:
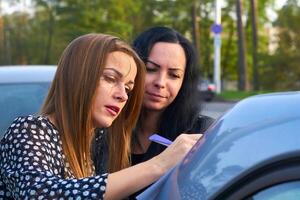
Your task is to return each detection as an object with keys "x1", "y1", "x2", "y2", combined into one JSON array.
[{"x1": 0, "y1": 33, "x2": 201, "y2": 199}]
